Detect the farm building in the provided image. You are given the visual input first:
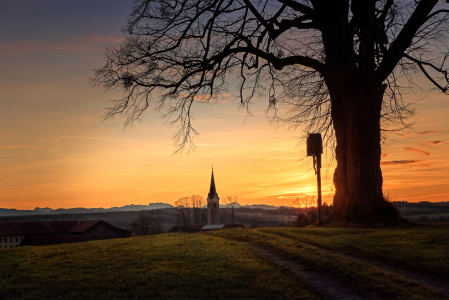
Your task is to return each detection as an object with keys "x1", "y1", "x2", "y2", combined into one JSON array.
[{"x1": 0, "y1": 220, "x2": 131, "y2": 248}]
